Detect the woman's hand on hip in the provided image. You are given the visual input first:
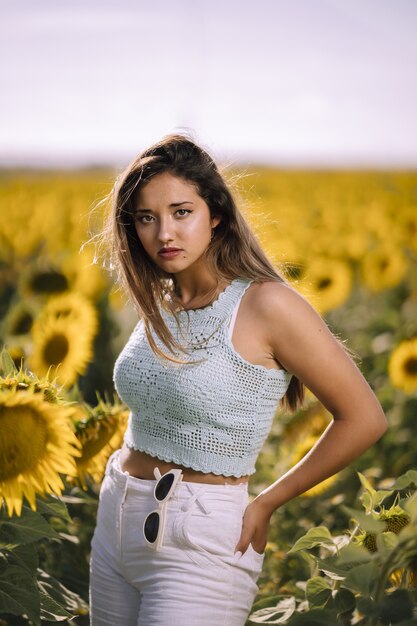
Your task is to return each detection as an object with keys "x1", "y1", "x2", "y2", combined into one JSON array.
[{"x1": 233, "y1": 499, "x2": 272, "y2": 557}]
